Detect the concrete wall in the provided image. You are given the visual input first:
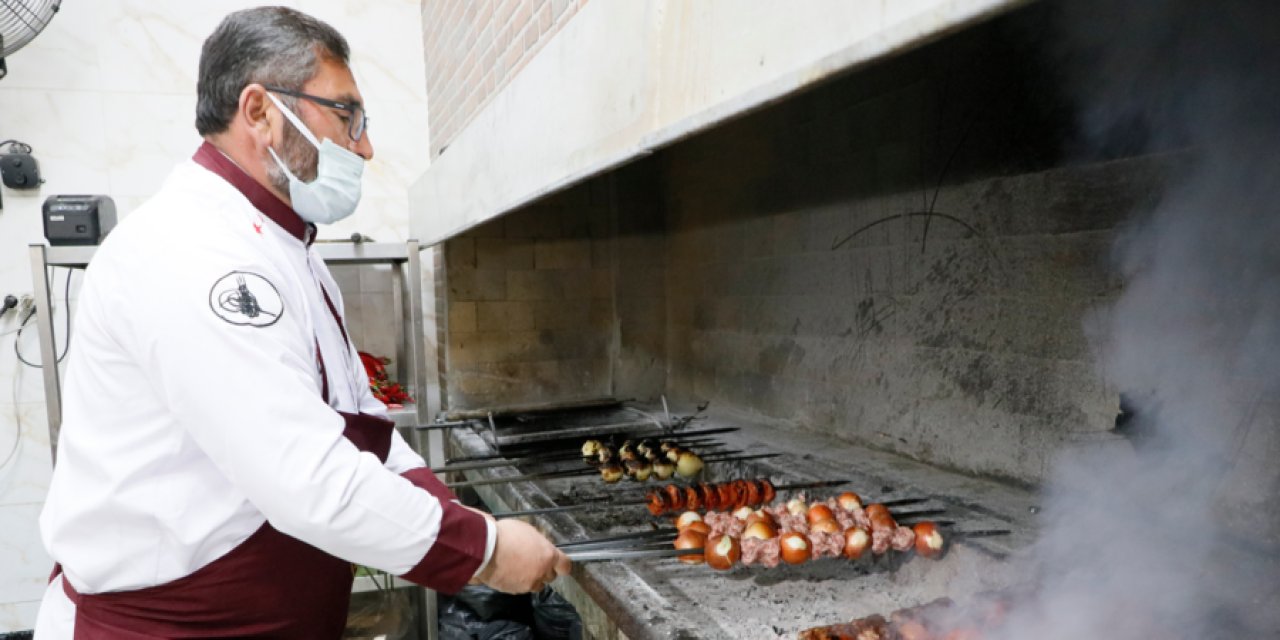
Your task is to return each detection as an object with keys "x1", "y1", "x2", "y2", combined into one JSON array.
[
  {"x1": 421, "y1": 0, "x2": 589, "y2": 158},
  {"x1": 648, "y1": 19, "x2": 1149, "y2": 484},
  {"x1": 434, "y1": 9, "x2": 1165, "y2": 485},
  {"x1": 0, "y1": 1, "x2": 429, "y2": 631}
]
